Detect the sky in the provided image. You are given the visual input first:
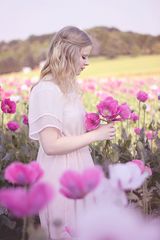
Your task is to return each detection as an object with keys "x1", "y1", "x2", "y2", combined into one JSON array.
[{"x1": 0, "y1": 0, "x2": 160, "y2": 42}]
